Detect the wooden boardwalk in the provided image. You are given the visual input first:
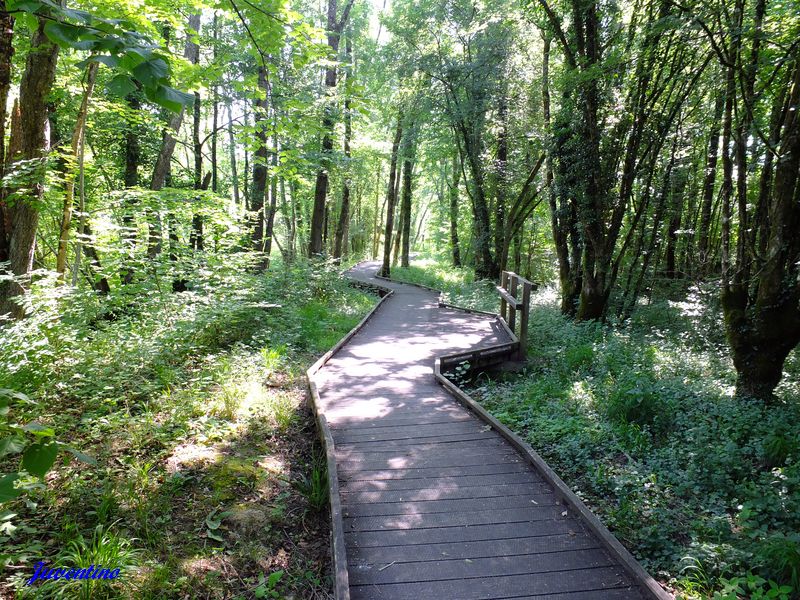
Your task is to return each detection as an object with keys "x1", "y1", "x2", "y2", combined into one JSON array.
[{"x1": 311, "y1": 261, "x2": 669, "y2": 600}]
